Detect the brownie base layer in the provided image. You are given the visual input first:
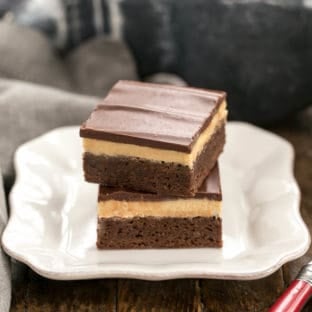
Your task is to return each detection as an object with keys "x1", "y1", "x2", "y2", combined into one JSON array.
[
  {"x1": 97, "y1": 216, "x2": 222, "y2": 249},
  {"x1": 84, "y1": 123, "x2": 225, "y2": 196}
]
